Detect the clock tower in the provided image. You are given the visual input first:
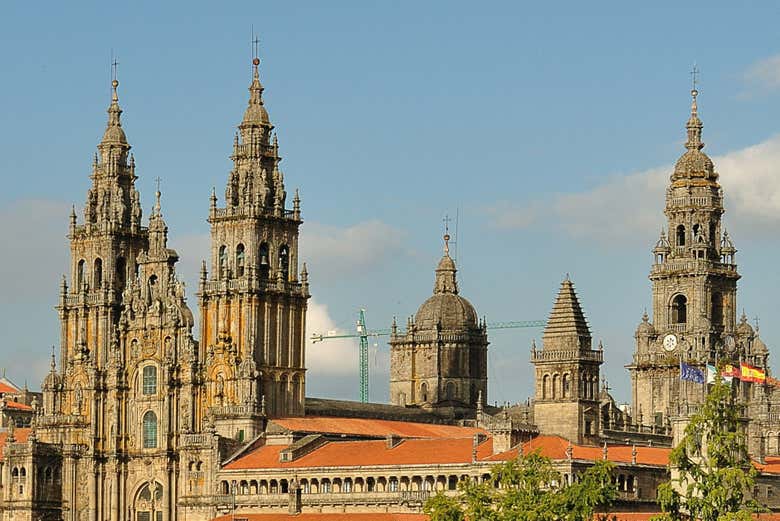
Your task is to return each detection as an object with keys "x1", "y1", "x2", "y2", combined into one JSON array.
[{"x1": 628, "y1": 86, "x2": 743, "y2": 426}]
